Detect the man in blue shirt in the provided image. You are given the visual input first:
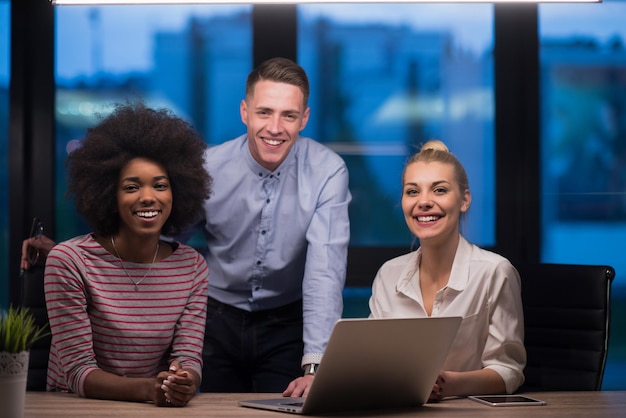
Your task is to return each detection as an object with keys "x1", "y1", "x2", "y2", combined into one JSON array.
[{"x1": 195, "y1": 57, "x2": 351, "y2": 396}]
